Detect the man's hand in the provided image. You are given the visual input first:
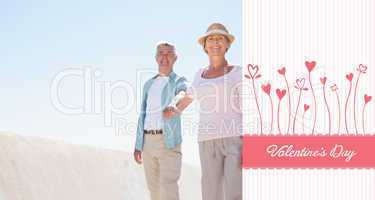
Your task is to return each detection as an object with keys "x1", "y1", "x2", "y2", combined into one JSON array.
[
  {"x1": 163, "y1": 106, "x2": 180, "y2": 119},
  {"x1": 134, "y1": 149, "x2": 142, "y2": 164}
]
